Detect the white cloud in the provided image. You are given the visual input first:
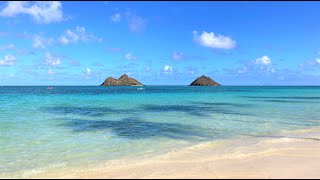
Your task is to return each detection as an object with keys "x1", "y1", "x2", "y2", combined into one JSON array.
[
  {"x1": 65, "y1": 28, "x2": 79, "y2": 41},
  {"x1": 193, "y1": 31, "x2": 236, "y2": 49},
  {"x1": 110, "y1": 13, "x2": 121, "y2": 22},
  {"x1": 0, "y1": 55, "x2": 16, "y2": 66},
  {"x1": 163, "y1": 65, "x2": 173, "y2": 73},
  {"x1": 298, "y1": 56, "x2": 320, "y2": 71},
  {"x1": 33, "y1": 35, "x2": 53, "y2": 49},
  {"x1": 123, "y1": 11, "x2": 147, "y2": 32},
  {"x1": 83, "y1": 68, "x2": 95, "y2": 79},
  {"x1": 255, "y1": 55, "x2": 272, "y2": 65},
  {"x1": 44, "y1": 52, "x2": 61, "y2": 66},
  {"x1": 124, "y1": 53, "x2": 137, "y2": 60},
  {"x1": 172, "y1": 51, "x2": 184, "y2": 60},
  {"x1": 85, "y1": 68, "x2": 91, "y2": 75},
  {"x1": 127, "y1": 15, "x2": 146, "y2": 32},
  {"x1": 58, "y1": 36, "x2": 69, "y2": 45},
  {"x1": 0, "y1": 1, "x2": 64, "y2": 24},
  {"x1": 48, "y1": 67, "x2": 54, "y2": 74},
  {"x1": 226, "y1": 57, "x2": 277, "y2": 76},
  {"x1": 111, "y1": 11, "x2": 147, "y2": 32},
  {"x1": 28, "y1": 26, "x2": 101, "y2": 48},
  {"x1": 58, "y1": 26, "x2": 102, "y2": 45}
]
